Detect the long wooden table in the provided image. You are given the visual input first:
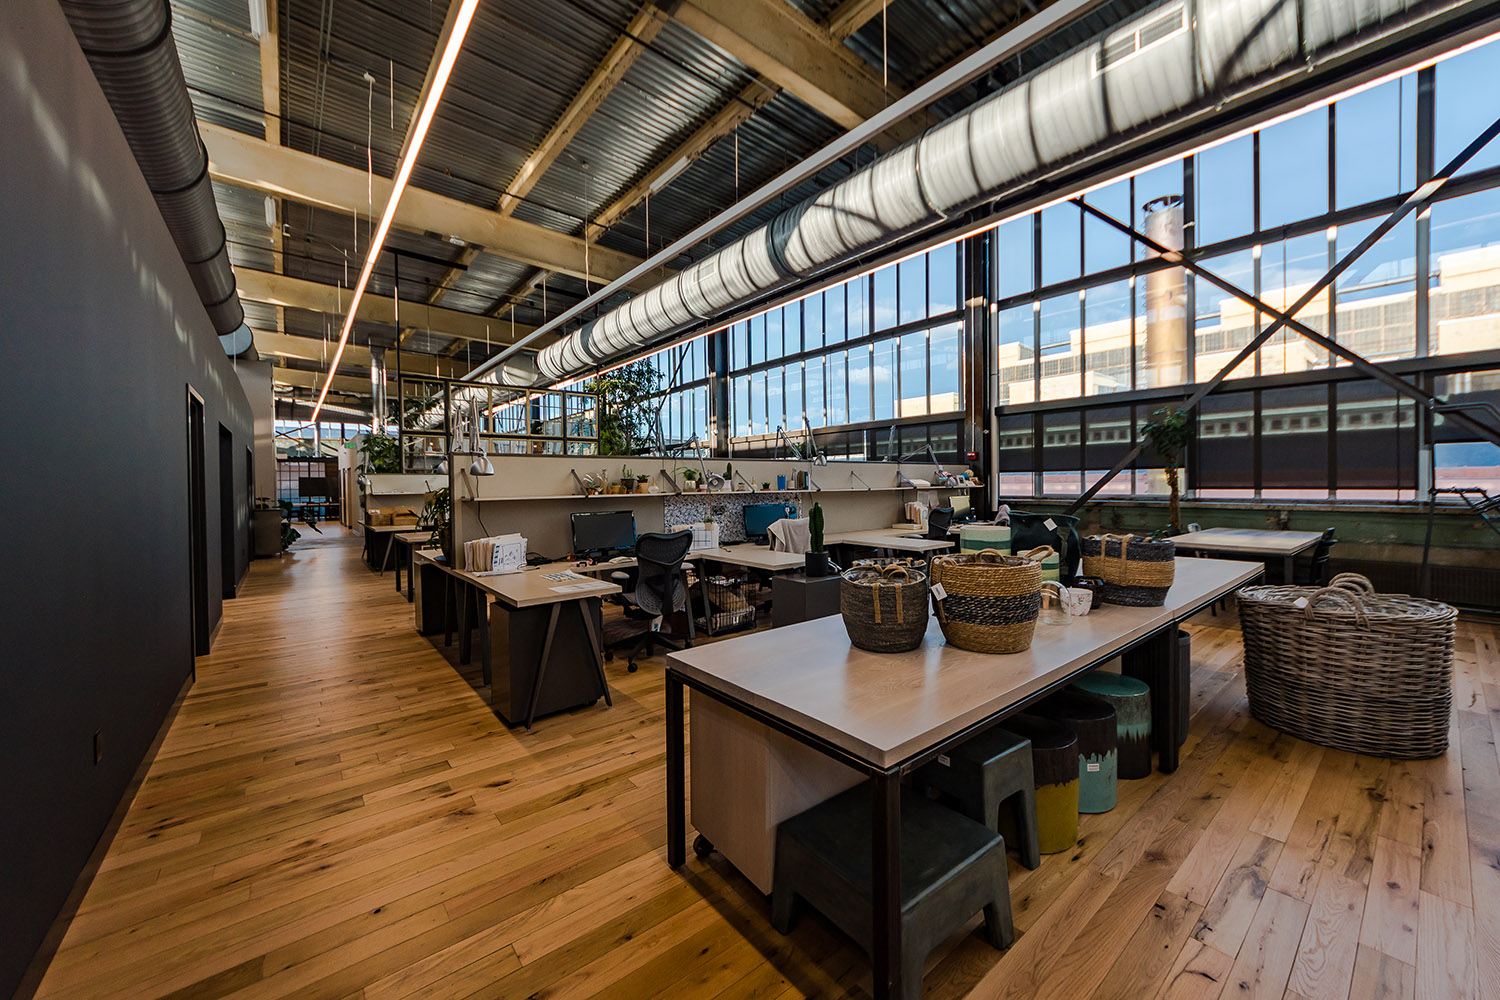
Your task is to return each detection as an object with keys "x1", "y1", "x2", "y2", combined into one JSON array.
[
  {"x1": 663, "y1": 556, "x2": 1262, "y2": 1000},
  {"x1": 1171, "y1": 527, "x2": 1323, "y2": 581},
  {"x1": 826, "y1": 528, "x2": 954, "y2": 555}
]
